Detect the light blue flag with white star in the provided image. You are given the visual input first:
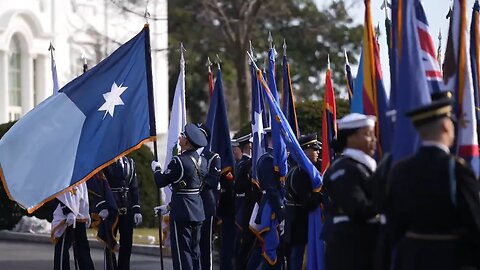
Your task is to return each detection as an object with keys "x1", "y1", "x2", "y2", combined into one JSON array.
[{"x1": 0, "y1": 26, "x2": 155, "y2": 213}]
